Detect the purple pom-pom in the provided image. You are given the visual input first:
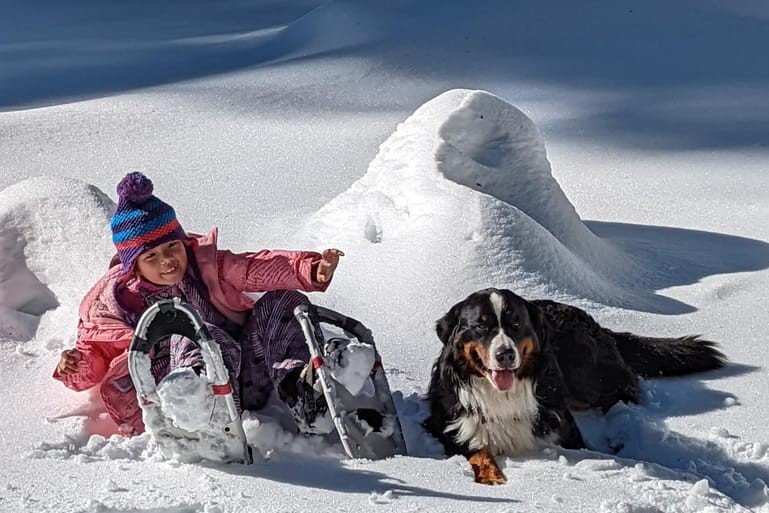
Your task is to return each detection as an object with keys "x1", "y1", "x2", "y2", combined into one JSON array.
[{"x1": 117, "y1": 172, "x2": 154, "y2": 203}]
